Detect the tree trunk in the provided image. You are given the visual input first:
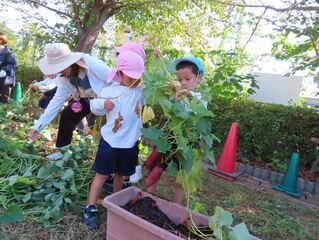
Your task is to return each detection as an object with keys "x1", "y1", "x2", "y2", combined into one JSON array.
[
  {"x1": 75, "y1": 1, "x2": 115, "y2": 53},
  {"x1": 76, "y1": 22, "x2": 103, "y2": 53}
]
